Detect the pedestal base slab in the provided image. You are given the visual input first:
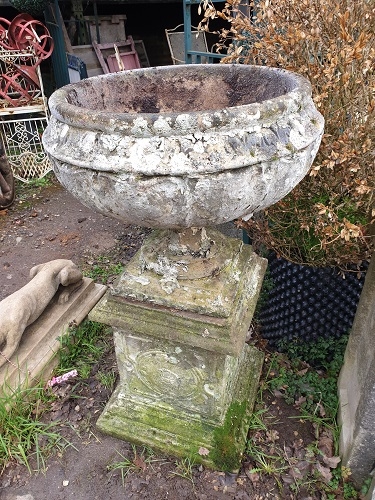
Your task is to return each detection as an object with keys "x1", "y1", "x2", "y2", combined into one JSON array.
[
  {"x1": 97, "y1": 340, "x2": 264, "y2": 471},
  {"x1": 92, "y1": 229, "x2": 267, "y2": 356}
]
